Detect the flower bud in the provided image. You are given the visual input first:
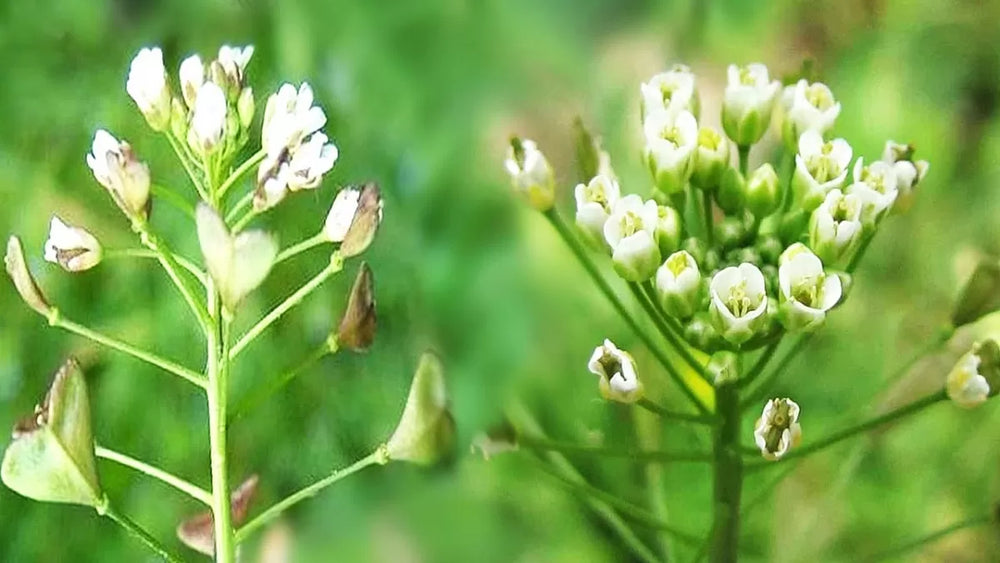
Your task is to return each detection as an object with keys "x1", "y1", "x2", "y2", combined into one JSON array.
[
  {"x1": 44, "y1": 216, "x2": 103, "y2": 272},
  {"x1": 722, "y1": 63, "x2": 780, "y2": 147},
  {"x1": 86, "y1": 130, "x2": 151, "y2": 220},
  {"x1": 178, "y1": 54, "x2": 205, "y2": 109},
  {"x1": 177, "y1": 474, "x2": 259, "y2": 556},
  {"x1": 336, "y1": 262, "x2": 376, "y2": 352},
  {"x1": 188, "y1": 81, "x2": 228, "y2": 154},
  {"x1": 1, "y1": 359, "x2": 102, "y2": 507},
  {"x1": 504, "y1": 137, "x2": 555, "y2": 211},
  {"x1": 640, "y1": 65, "x2": 698, "y2": 120},
  {"x1": 196, "y1": 204, "x2": 278, "y2": 311},
  {"x1": 709, "y1": 263, "x2": 768, "y2": 344},
  {"x1": 946, "y1": 340, "x2": 1000, "y2": 408},
  {"x1": 746, "y1": 163, "x2": 779, "y2": 217},
  {"x1": 951, "y1": 260, "x2": 1000, "y2": 327},
  {"x1": 808, "y1": 189, "x2": 863, "y2": 267},
  {"x1": 791, "y1": 131, "x2": 852, "y2": 211},
  {"x1": 717, "y1": 167, "x2": 746, "y2": 215},
  {"x1": 642, "y1": 110, "x2": 698, "y2": 196},
  {"x1": 681, "y1": 236, "x2": 708, "y2": 267},
  {"x1": 216, "y1": 45, "x2": 254, "y2": 93},
  {"x1": 691, "y1": 126, "x2": 730, "y2": 190},
  {"x1": 386, "y1": 353, "x2": 455, "y2": 465},
  {"x1": 777, "y1": 244, "x2": 842, "y2": 331},
  {"x1": 714, "y1": 216, "x2": 747, "y2": 251},
  {"x1": 604, "y1": 195, "x2": 661, "y2": 281},
  {"x1": 169, "y1": 98, "x2": 189, "y2": 141},
  {"x1": 574, "y1": 174, "x2": 620, "y2": 247},
  {"x1": 237, "y1": 87, "x2": 255, "y2": 130},
  {"x1": 781, "y1": 79, "x2": 841, "y2": 147},
  {"x1": 882, "y1": 140, "x2": 929, "y2": 212},
  {"x1": 654, "y1": 205, "x2": 682, "y2": 255},
  {"x1": 847, "y1": 158, "x2": 899, "y2": 224},
  {"x1": 588, "y1": 339, "x2": 644, "y2": 403},
  {"x1": 707, "y1": 351, "x2": 738, "y2": 385},
  {"x1": 573, "y1": 118, "x2": 615, "y2": 182},
  {"x1": 5, "y1": 236, "x2": 52, "y2": 317},
  {"x1": 684, "y1": 313, "x2": 723, "y2": 351},
  {"x1": 756, "y1": 235, "x2": 784, "y2": 265},
  {"x1": 753, "y1": 398, "x2": 802, "y2": 460},
  {"x1": 655, "y1": 250, "x2": 702, "y2": 319},
  {"x1": 330, "y1": 183, "x2": 384, "y2": 258},
  {"x1": 126, "y1": 47, "x2": 172, "y2": 131}
]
